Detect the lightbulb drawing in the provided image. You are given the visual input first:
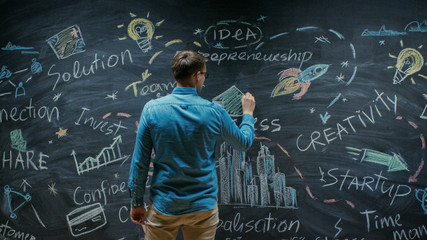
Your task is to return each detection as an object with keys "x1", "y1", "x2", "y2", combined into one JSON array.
[
  {"x1": 127, "y1": 18, "x2": 155, "y2": 53},
  {"x1": 393, "y1": 48, "x2": 424, "y2": 84}
]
